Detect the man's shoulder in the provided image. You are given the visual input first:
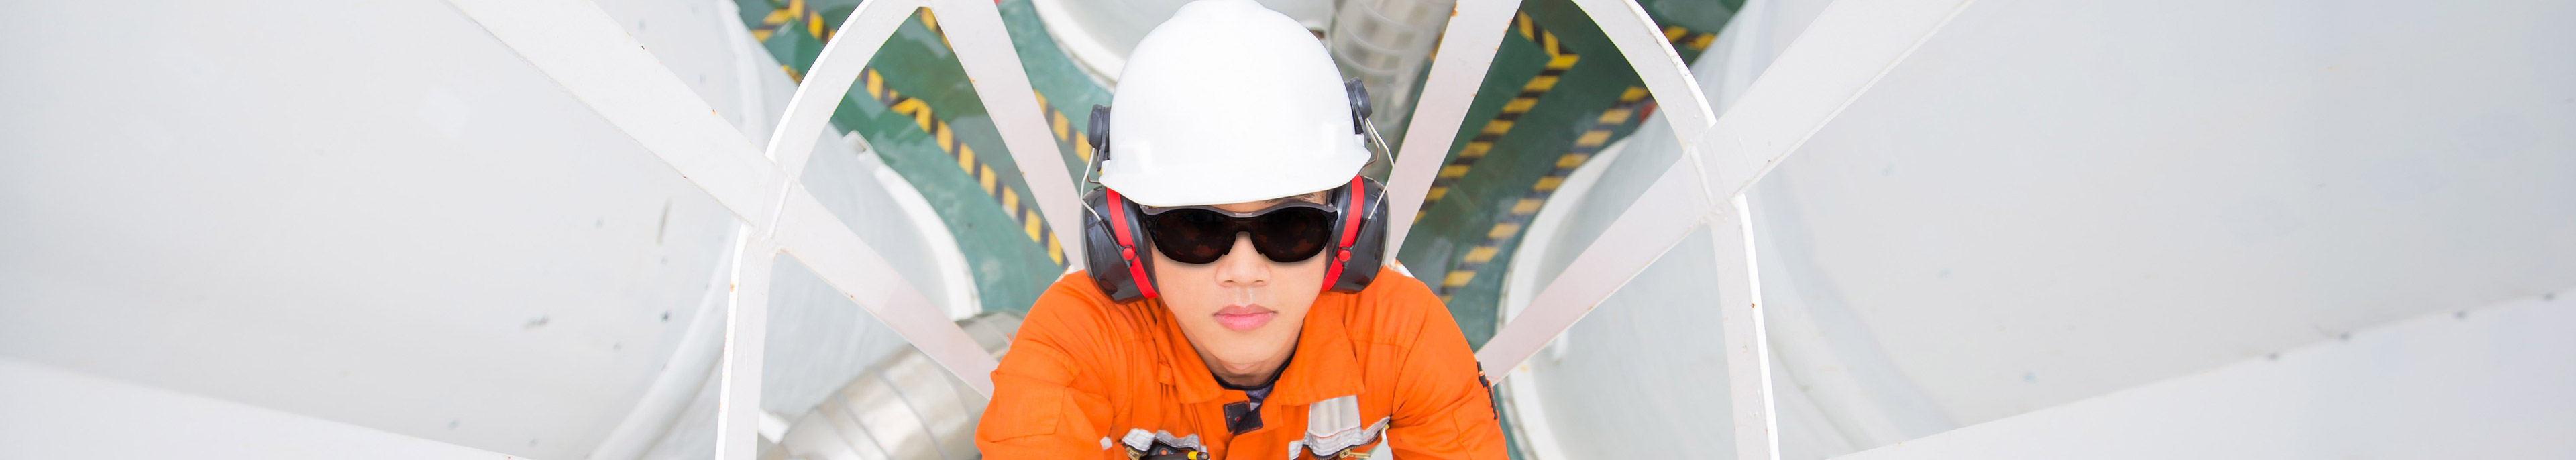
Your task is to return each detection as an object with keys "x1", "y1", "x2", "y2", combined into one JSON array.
[
  {"x1": 1025, "y1": 272, "x2": 1178, "y2": 353},
  {"x1": 1343, "y1": 265, "x2": 1454, "y2": 346},
  {"x1": 1027, "y1": 272, "x2": 1127, "y2": 331}
]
